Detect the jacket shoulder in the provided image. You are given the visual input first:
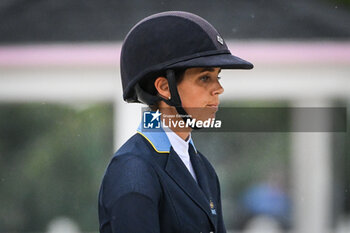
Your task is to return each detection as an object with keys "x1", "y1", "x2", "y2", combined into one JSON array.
[
  {"x1": 101, "y1": 134, "x2": 161, "y2": 209},
  {"x1": 115, "y1": 133, "x2": 153, "y2": 156}
]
